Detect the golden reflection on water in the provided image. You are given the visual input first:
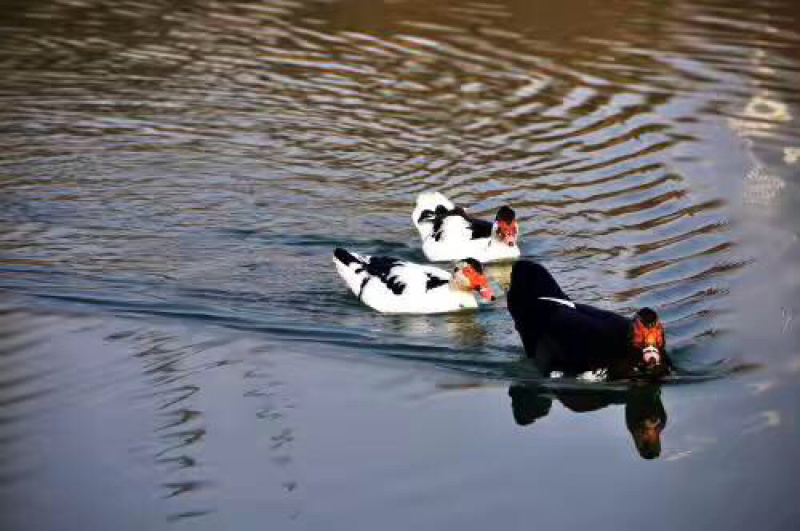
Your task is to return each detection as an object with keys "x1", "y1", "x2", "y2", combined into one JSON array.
[{"x1": 0, "y1": 0, "x2": 799, "y2": 526}]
